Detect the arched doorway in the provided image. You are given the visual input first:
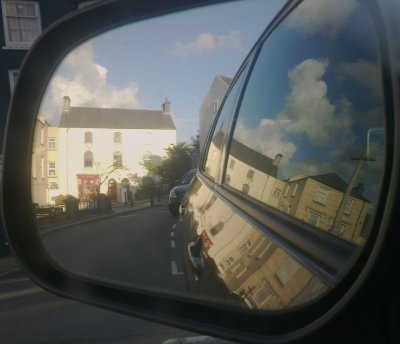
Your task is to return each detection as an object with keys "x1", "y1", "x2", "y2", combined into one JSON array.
[
  {"x1": 108, "y1": 179, "x2": 117, "y2": 200},
  {"x1": 120, "y1": 178, "x2": 130, "y2": 204},
  {"x1": 48, "y1": 182, "x2": 59, "y2": 205}
]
